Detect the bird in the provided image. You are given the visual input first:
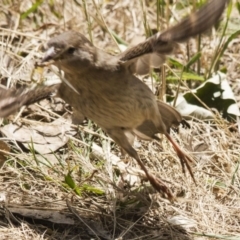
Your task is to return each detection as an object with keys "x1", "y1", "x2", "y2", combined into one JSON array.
[{"x1": 0, "y1": 0, "x2": 228, "y2": 200}]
